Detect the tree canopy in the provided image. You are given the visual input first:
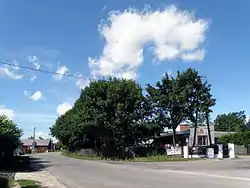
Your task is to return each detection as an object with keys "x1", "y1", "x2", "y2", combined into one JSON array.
[
  {"x1": 214, "y1": 111, "x2": 247, "y2": 132},
  {"x1": 51, "y1": 68, "x2": 216, "y2": 158},
  {"x1": 0, "y1": 115, "x2": 23, "y2": 167}
]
